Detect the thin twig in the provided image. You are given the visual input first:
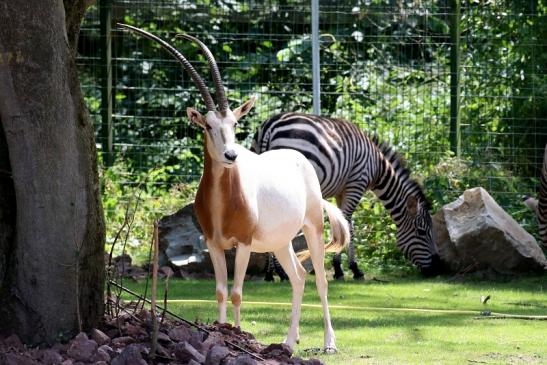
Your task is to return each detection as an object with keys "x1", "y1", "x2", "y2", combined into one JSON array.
[
  {"x1": 474, "y1": 314, "x2": 547, "y2": 321},
  {"x1": 448, "y1": 261, "x2": 479, "y2": 281},
  {"x1": 107, "y1": 171, "x2": 149, "y2": 318},
  {"x1": 503, "y1": 301, "x2": 547, "y2": 309},
  {"x1": 108, "y1": 280, "x2": 266, "y2": 362},
  {"x1": 106, "y1": 299, "x2": 177, "y2": 362},
  {"x1": 106, "y1": 298, "x2": 144, "y2": 324},
  {"x1": 161, "y1": 268, "x2": 174, "y2": 325},
  {"x1": 150, "y1": 221, "x2": 159, "y2": 359}
]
